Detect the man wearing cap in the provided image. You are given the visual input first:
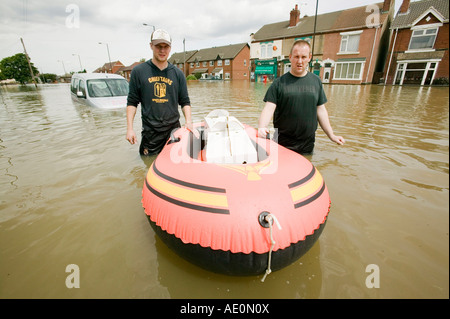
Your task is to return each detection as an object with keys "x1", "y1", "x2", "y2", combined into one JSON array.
[{"x1": 126, "y1": 29, "x2": 195, "y2": 156}]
